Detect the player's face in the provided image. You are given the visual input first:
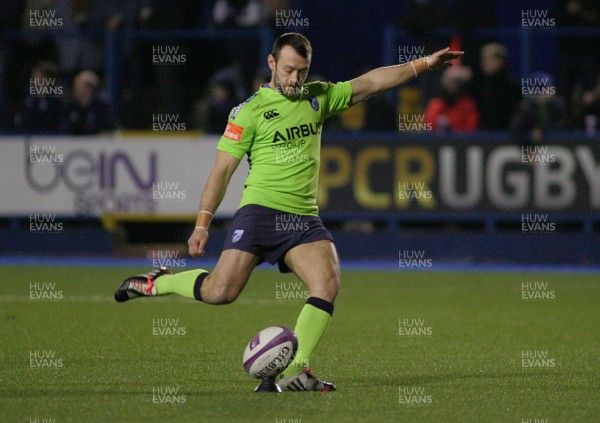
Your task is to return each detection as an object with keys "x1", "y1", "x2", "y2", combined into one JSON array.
[{"x1": 269, "y1": 45, "x2": 310, "y2": 99}]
